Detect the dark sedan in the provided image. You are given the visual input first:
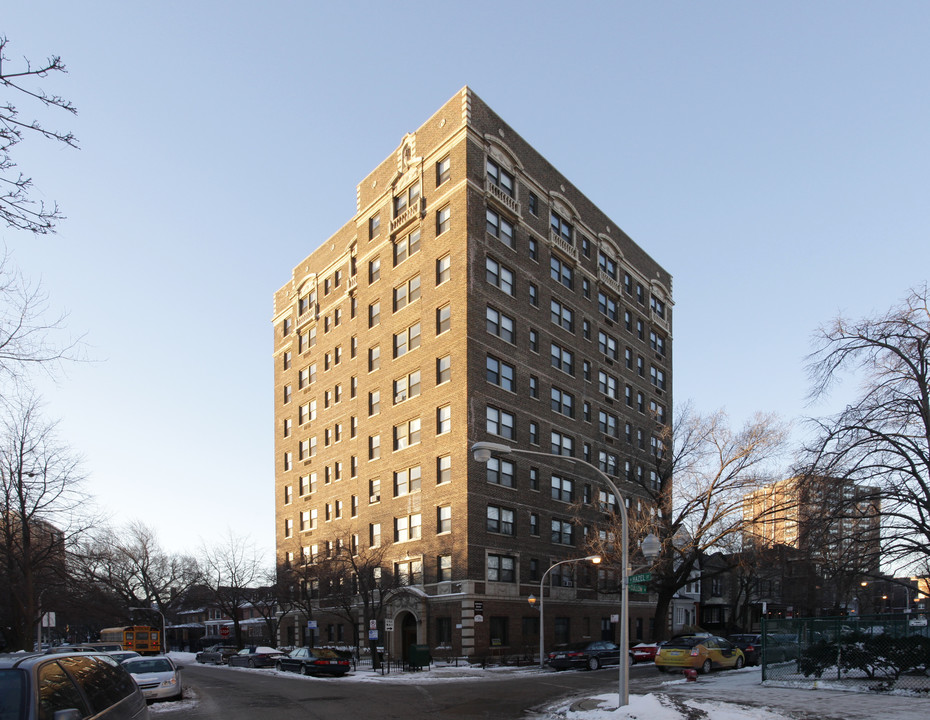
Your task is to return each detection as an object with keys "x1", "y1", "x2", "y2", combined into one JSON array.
[
  {"x1": 275, "y1": 647, "x2": 351, "y2": 676},
  {"x1": 728, "y1": 633, "x2": 796, "y2": 666},
  {"x1": 227, "y1": 646, "x2": 284, "y2": 668},
  {"x1": 546, "y1": 641, "x2": 627, "y2": 671},
  {"x1": 195, "y1": 645, "x2": 238, "y2": 665}
]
